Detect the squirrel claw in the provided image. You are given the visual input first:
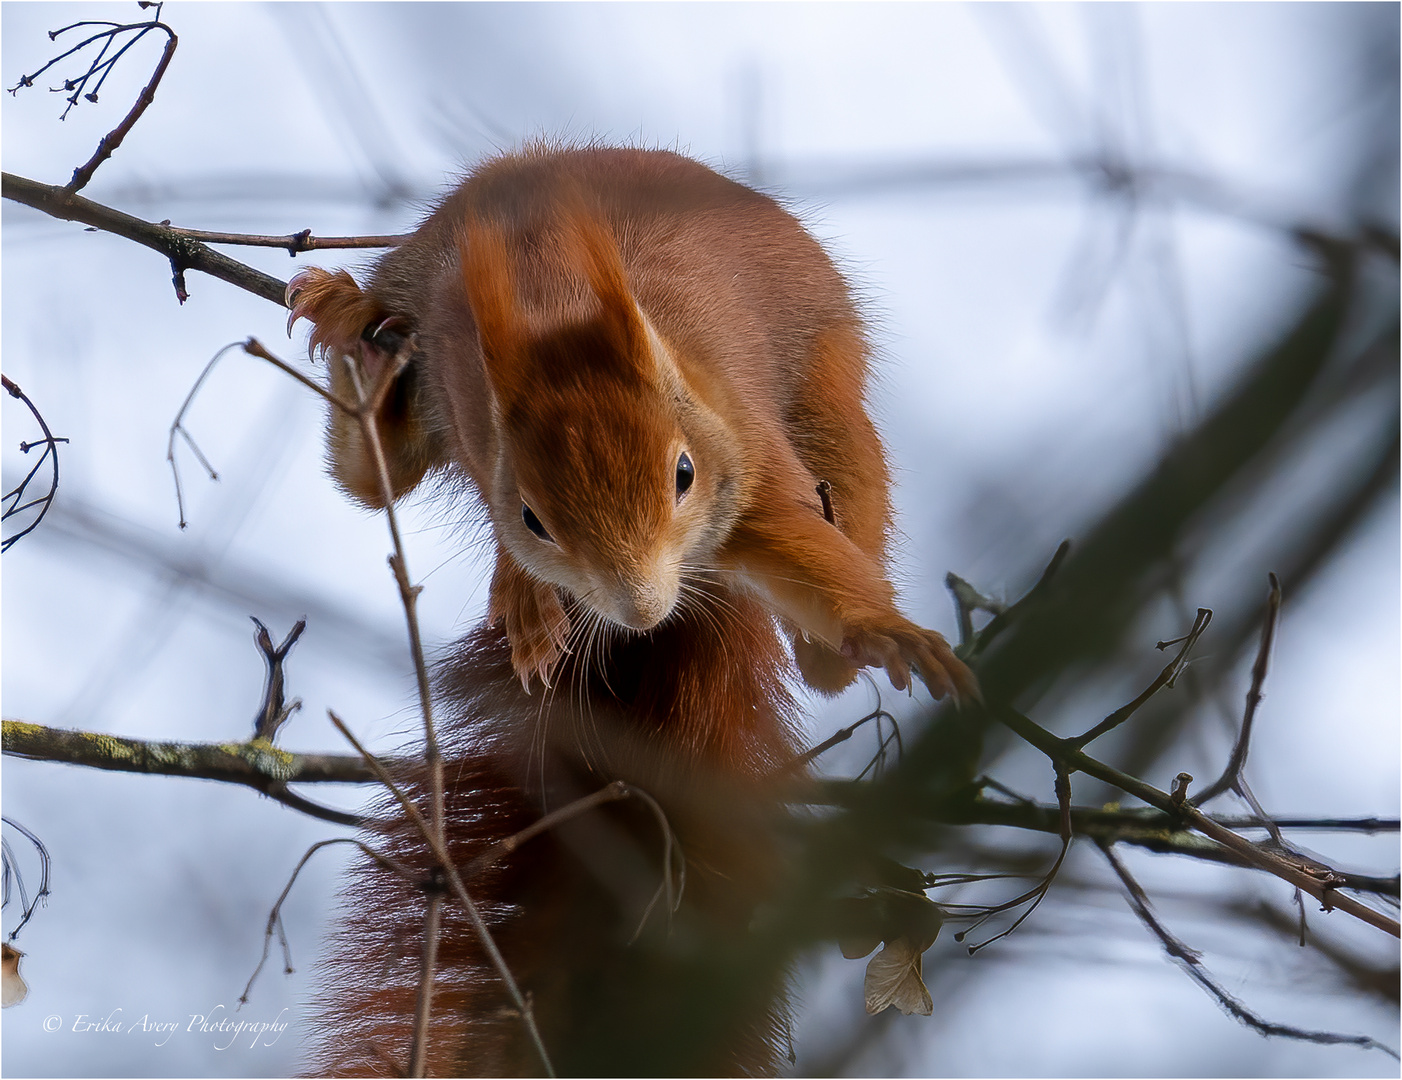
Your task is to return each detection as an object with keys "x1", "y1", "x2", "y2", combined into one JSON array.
[
  {"x1": 489, "y1": 567, "x2": 571, "y2": 698},
  {"x1": 284, "y1": 270, "x2": 322, "y2": 340},
  {"x1": 843, "y1": 622, "x2": 979, "y2": 705}
]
